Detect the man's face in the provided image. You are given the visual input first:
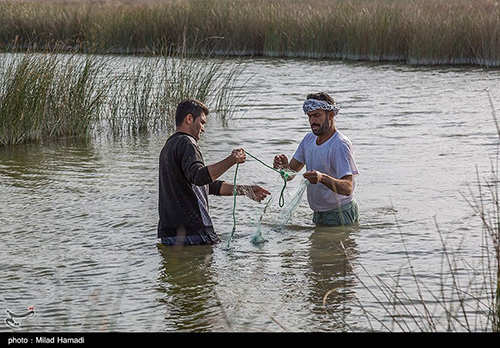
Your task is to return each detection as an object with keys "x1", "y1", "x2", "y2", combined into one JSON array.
[
  {"x1": 307, "y1": 109, "x2": 331, "y2": 136},
  {"x1": 191, "y1": 112, "x2": 207, "y2": 140}
]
